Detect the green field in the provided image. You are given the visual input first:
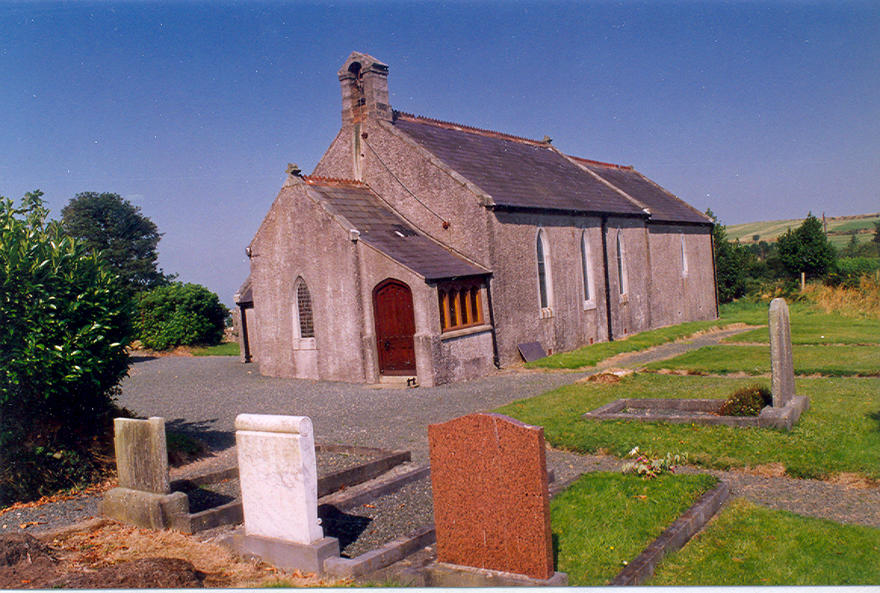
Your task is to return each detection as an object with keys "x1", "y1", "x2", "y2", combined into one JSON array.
[
  {"x1": 727, "y1": 212, "x2": 880, "y2": 246},
  {"x1": 644, "y1": 344, "x2": 880, "y2": 376}
]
